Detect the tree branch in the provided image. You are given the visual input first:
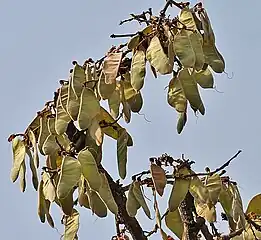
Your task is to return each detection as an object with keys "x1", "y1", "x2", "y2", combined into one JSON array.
[{"x1": 99, "y1": 165, "x2": 147, "y2": 240}]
